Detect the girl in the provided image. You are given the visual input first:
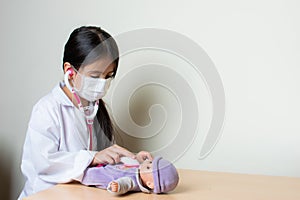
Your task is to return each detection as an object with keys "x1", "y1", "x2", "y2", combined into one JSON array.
[{"x1": 18, "y1": 26, "x2": 152, "y2": 199}]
